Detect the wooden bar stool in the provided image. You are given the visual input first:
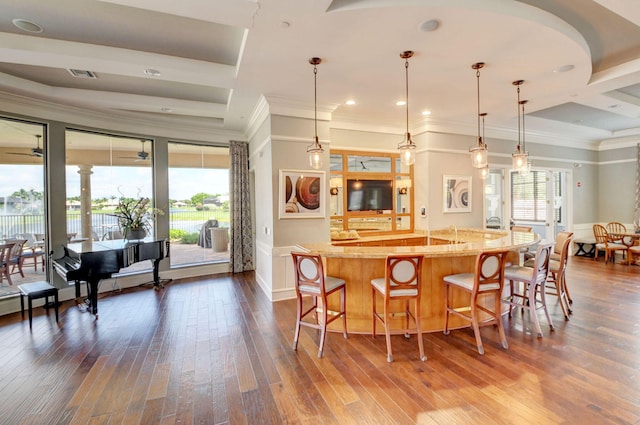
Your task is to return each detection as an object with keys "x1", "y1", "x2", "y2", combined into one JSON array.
[
  {"x1": 291, "y1": 251, "x2": 347, "y2": 358},
  {"x1": 18, "y1": 281, "x2": 59, "y2": 329},
  {"x1": 503, "y1": 242, "x2": 554, "y2": 337},
  {"x1": 371, "y1": 254, "x2": 426, "y2": 362},
  {"x1": 443, "y1": 249, "x2": 510, "y2": 355}
]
